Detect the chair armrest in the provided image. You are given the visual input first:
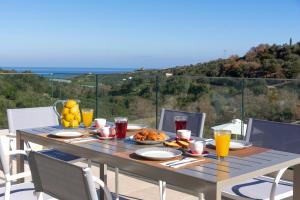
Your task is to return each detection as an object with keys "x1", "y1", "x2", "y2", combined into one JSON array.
[
  {"x1": 92, "y1": 176, "x2": 113, "y2": 200},
  {"x1": 270, "y1": 167, "x2": 289, "y2": 200},
  {"x1": 7, "y1": 134, "x2": 16, "y2": 138},
  {"x1": 9, "y1": 150, "x2": 28, "y2": 156},
  {"x1": 6, "y1": 171, "x2": 31, "y2": 181}
]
